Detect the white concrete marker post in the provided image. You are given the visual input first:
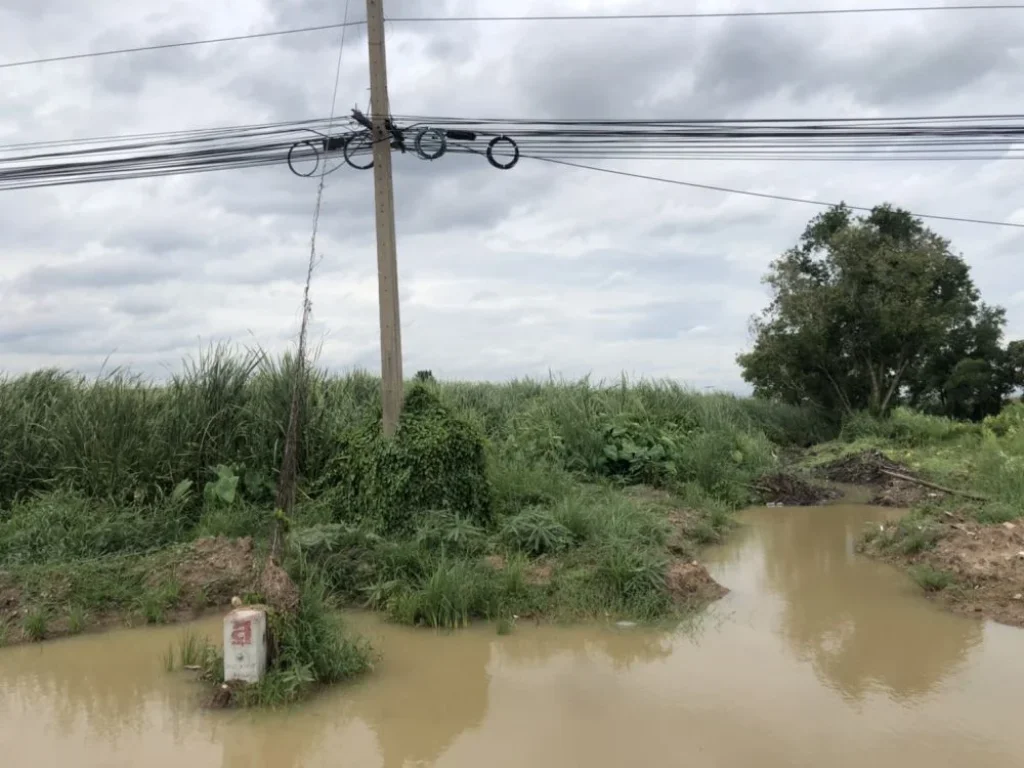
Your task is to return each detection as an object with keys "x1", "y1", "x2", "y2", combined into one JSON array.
[{"x1": 223, "y1": 607, "x2": 268, "y2": 684}]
